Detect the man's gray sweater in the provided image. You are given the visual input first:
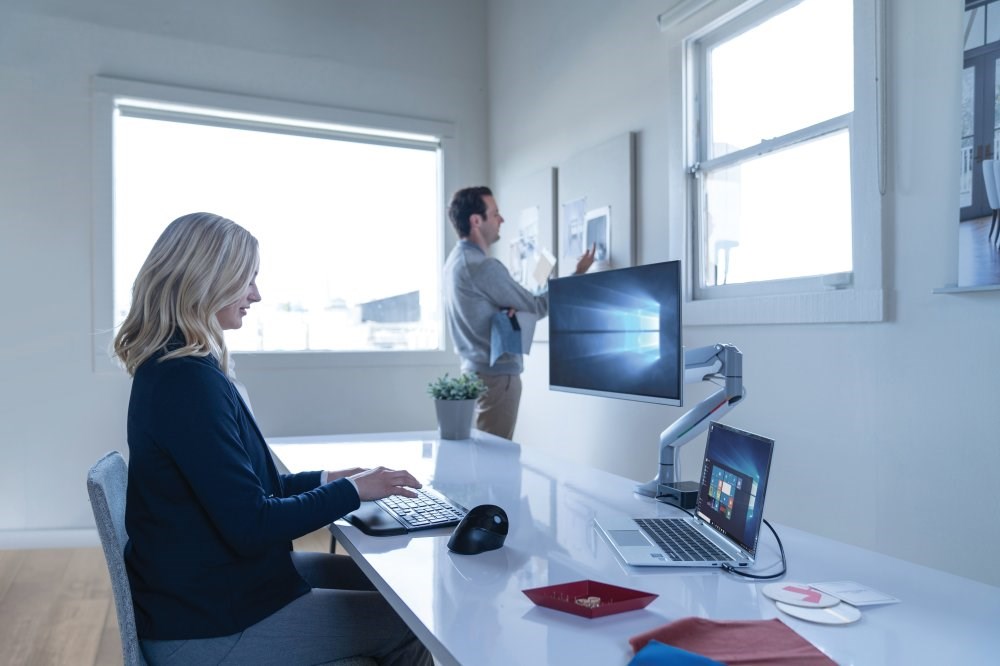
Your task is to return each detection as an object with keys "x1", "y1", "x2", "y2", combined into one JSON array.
[{"x1": 443, "y1": 240, "x2": 549, "y2": 375}]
